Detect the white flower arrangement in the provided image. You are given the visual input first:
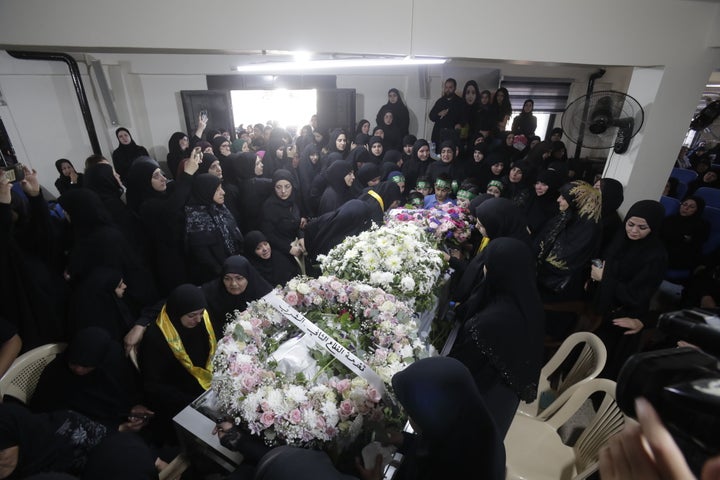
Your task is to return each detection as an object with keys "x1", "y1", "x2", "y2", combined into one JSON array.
[
  {"x1": 212, "y1": 275, "x2": 435, "y2": 448},
  {"x1": 317, "y1": 222, "x2": 449, "y2": 312}
]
